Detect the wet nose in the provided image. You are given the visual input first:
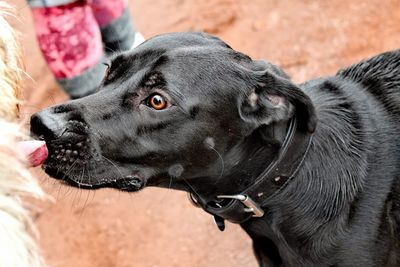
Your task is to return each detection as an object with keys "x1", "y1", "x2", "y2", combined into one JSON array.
[{"x1": 30, "y1": 109, "x2": 67, "y2": 141}]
